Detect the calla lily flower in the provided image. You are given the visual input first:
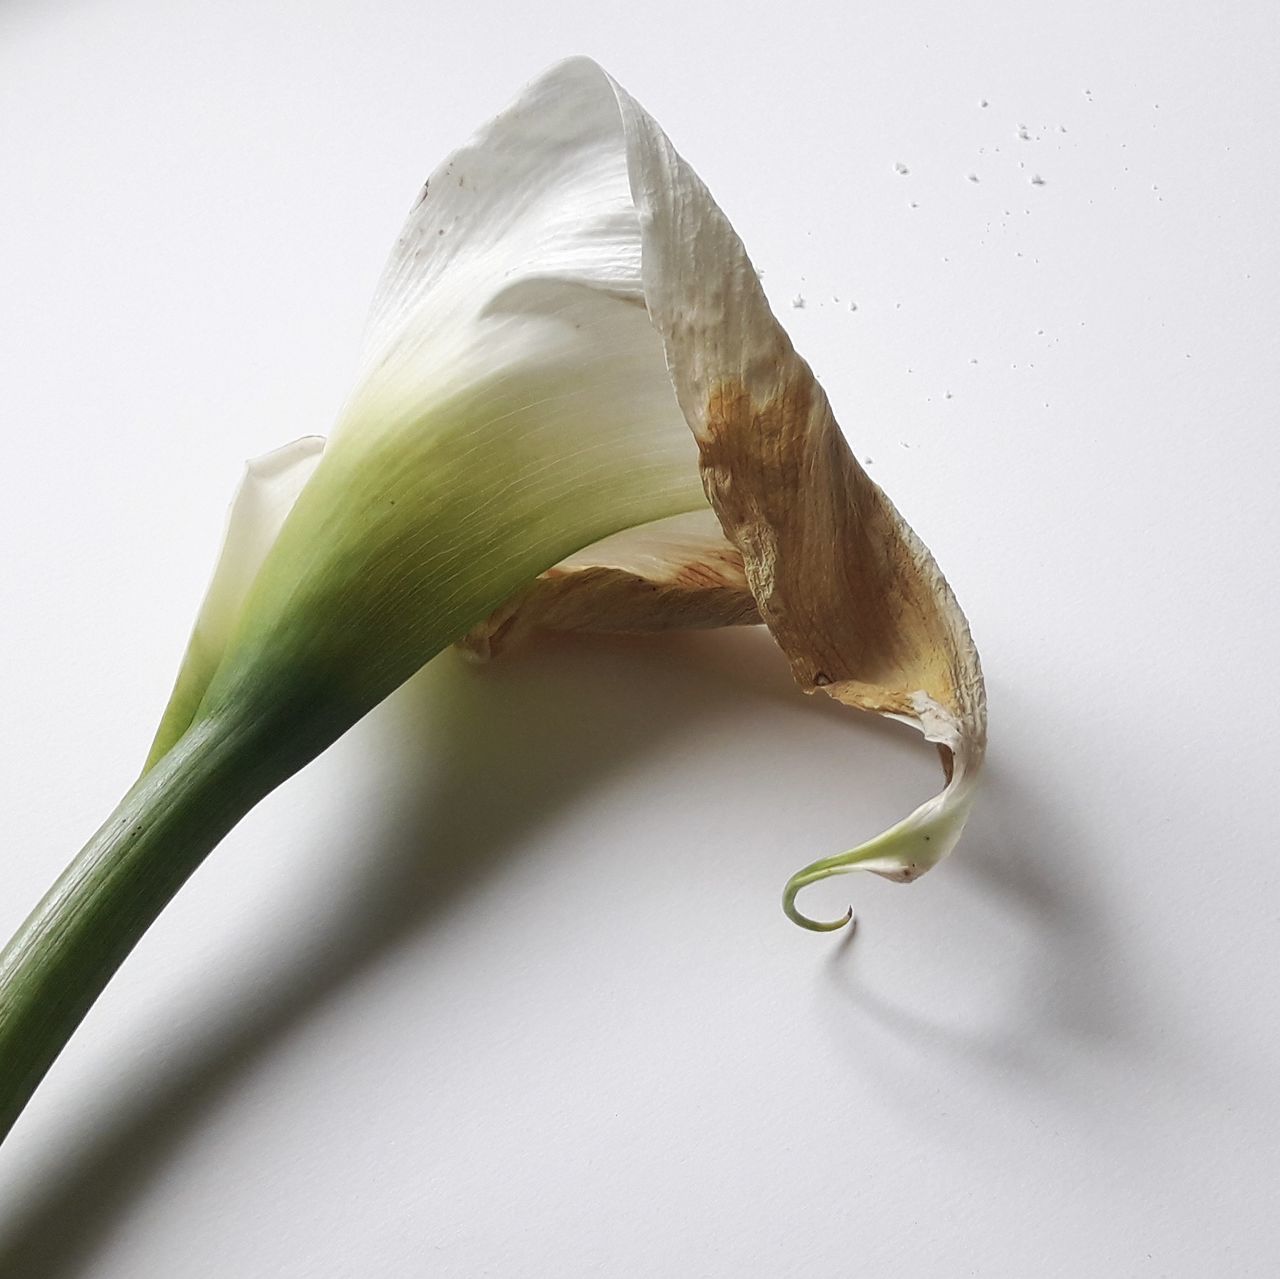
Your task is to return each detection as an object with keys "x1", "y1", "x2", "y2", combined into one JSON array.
[{"x1": 0, "y1": 58, "x2": 985, "y2": 1144}]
